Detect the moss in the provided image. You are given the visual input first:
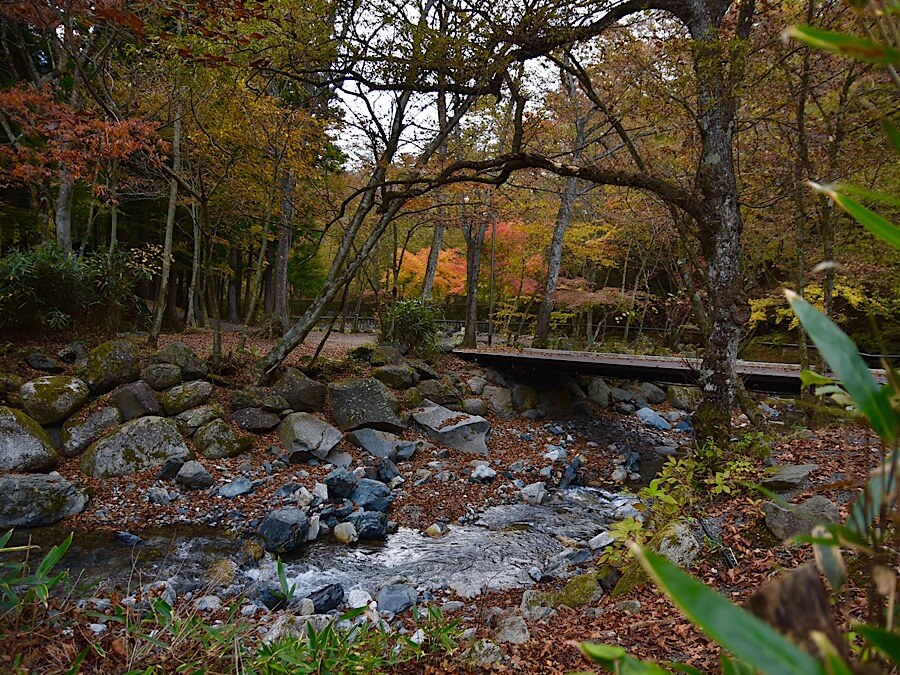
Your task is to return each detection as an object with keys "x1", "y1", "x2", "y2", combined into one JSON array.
[
  {"x1": 242, "y1": 540, "x2": 265, "y2": 561},
  {"x1": 535, "y1": 571, "x2": 603, "y2": 608},
  {"x1": 610, "y1": 560, "x2": 647, "y2": 599},
  {"x1": 207, "y1": 558, "x2": 238, "y2": 585},
  {"x1": 400, "y1": 387, "x2": 423, "y2": 409},
  {"x1": 347, "y1": 343, "x2": 377, "y2": 363}
]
